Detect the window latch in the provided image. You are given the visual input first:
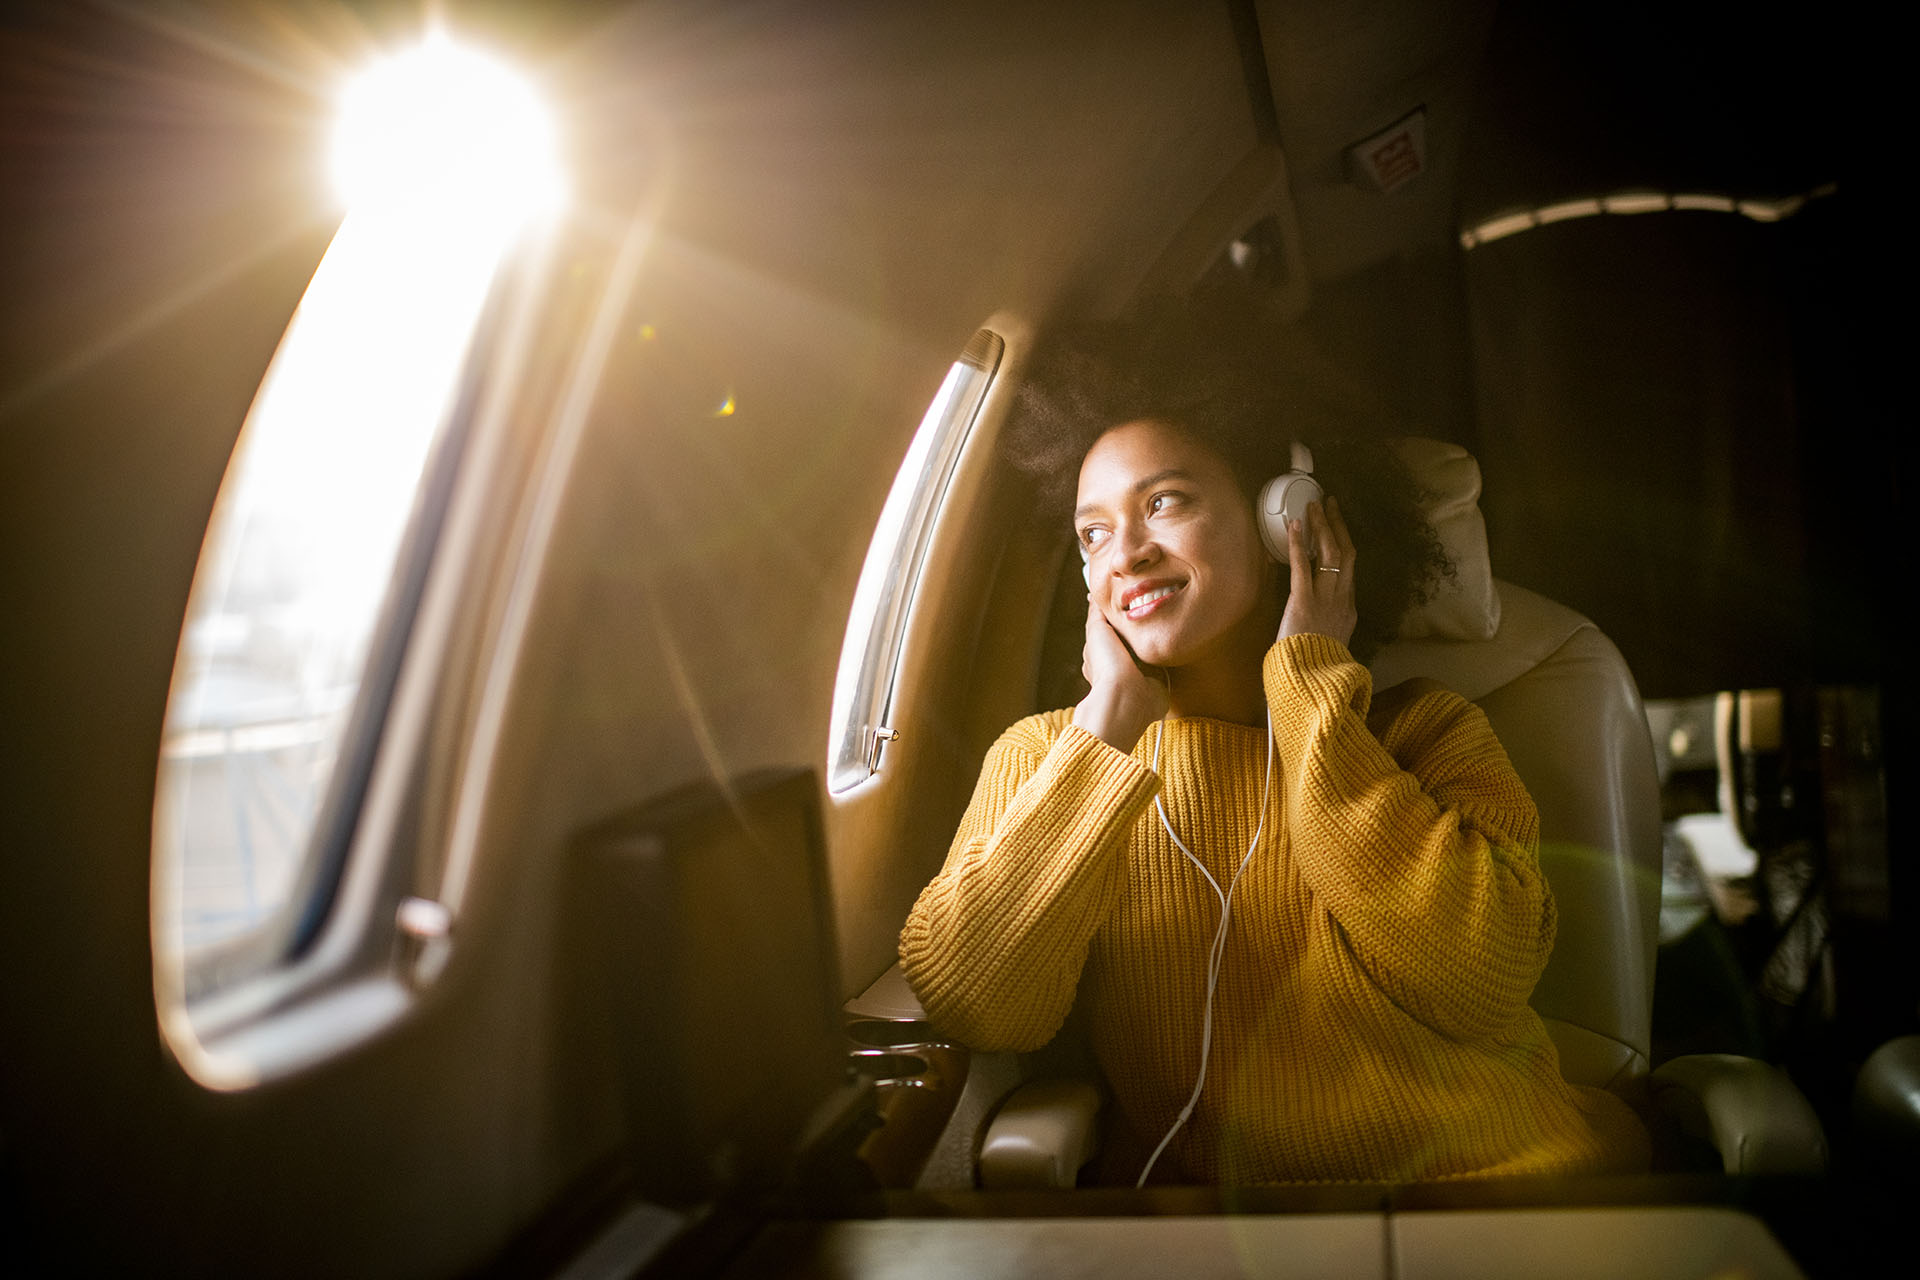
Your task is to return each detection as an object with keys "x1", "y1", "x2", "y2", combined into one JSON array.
[
  {"x1": 867, "y1": 726, "x2": 900, "y2": 773},
  {"x1": 396, "y1": 896, "x2": 454, "y2": 986}
]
